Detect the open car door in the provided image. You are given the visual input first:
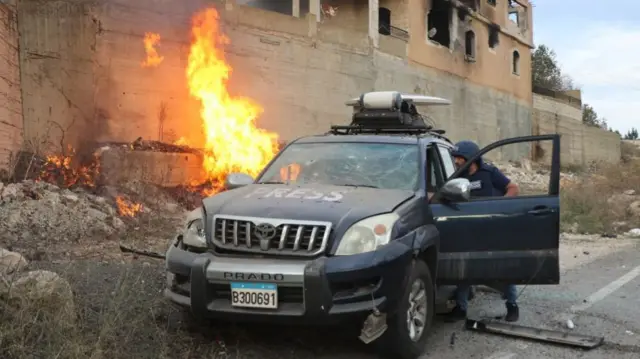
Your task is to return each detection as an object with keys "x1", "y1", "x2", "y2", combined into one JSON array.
[{"x1": 430, "y1": 134, "x2": 561, "y2": 287}]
